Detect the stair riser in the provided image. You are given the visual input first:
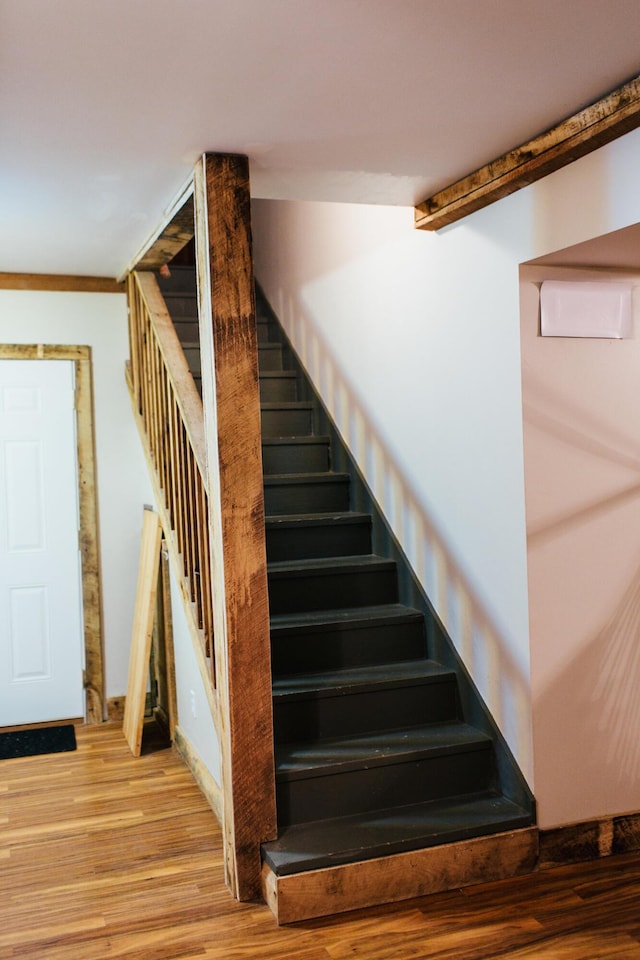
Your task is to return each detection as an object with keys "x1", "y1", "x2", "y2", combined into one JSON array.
[
  {"x1": 157, "y1": 269, "x2": 197, "y2": 294},
  {"x1": 274, "y1": 679, "x2": 460, "y2": 743},
  {"x1": 260, "y1": 376, "x2": 299, "y2": 402},
  {"x1": 182, "y1": 346, "x2": 201, "y2": 375},
  {"x1": 262, "y1": 441, "x2": 330, "y2": 475},
  {"x1": 277, "y1": 748, "x2": 495, "y2": 825},
  {"x1": 261, "y1": 408, "x2": 314, "y2": 437},
  {"x1": 270, "y1": 617, "x2": 424, "y2": 674},
  {"x1": 266, "y1": 517, "x2": 371, "y2": 562},
  {"x1": 264, "y1": 480, "x2": 350, "y2": 516},
  {"x1": 159, "y1": 295, "x2": 198, "y2": 317},
  {"x1": 173, "y1": 321, "x2": 200, "y2": 342},
  {"x1": 257, "y1": 321, "x2": 273, "y2": 343},
  {"x1": 259, "y1": 345, "x2": 285, "y2": 370},
  {"x1": 268, "y1": 565, "x2": 398, "y2": 615}
]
